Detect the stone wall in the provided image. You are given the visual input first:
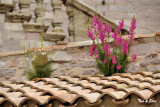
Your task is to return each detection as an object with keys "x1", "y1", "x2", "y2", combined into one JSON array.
[
  {"x1": 0, "y1": 34, "x2": 160, "y2": 81},
  {"x1": 0, "y1": 0, "x2": 69, "y2": 52},
  {"x1": 0, "y1": 0, "x2": 160, "y2": 52},
  {"x1": 80, "y1": 0, "x2": 160, "y2": 34}
]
